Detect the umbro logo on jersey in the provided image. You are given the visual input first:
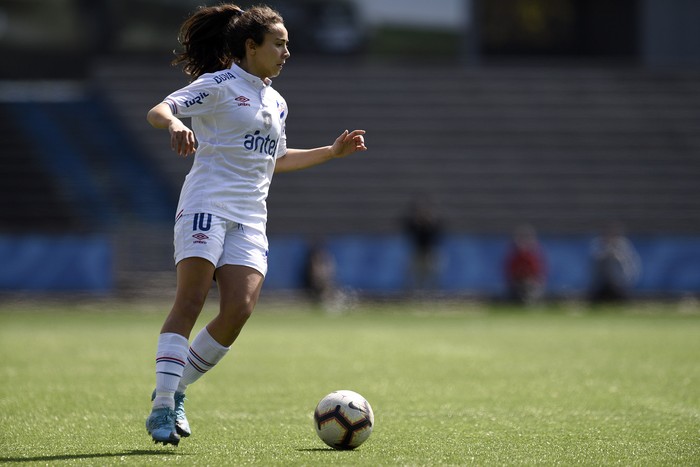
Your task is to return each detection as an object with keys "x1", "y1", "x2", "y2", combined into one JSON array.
[{"x1": 236, "y1": 95, "x2": 251, "y2": 107}]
